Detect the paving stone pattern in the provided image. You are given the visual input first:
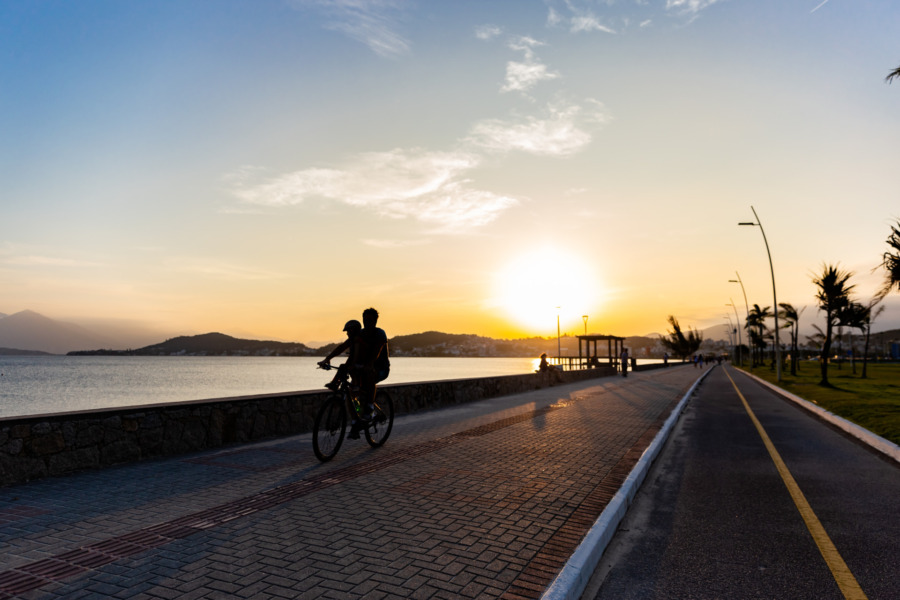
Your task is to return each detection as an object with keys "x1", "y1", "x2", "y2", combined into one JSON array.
[{"x1": 0, "y1": 366, "x2": 702, "y2": 600}]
